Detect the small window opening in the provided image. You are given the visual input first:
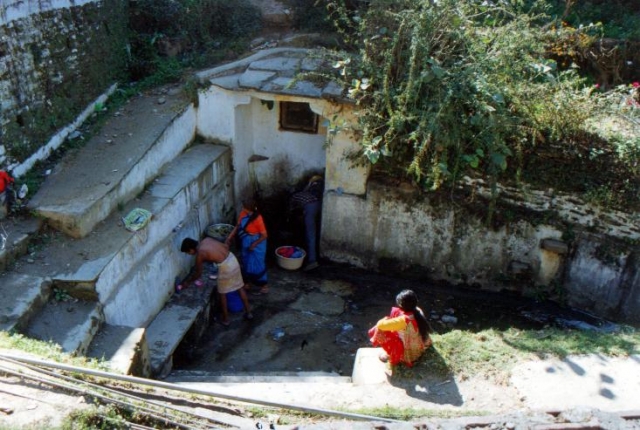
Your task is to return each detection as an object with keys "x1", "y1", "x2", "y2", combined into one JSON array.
[{"x1": 279, "y1": 102, "x2": 318, "y2": 134}]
